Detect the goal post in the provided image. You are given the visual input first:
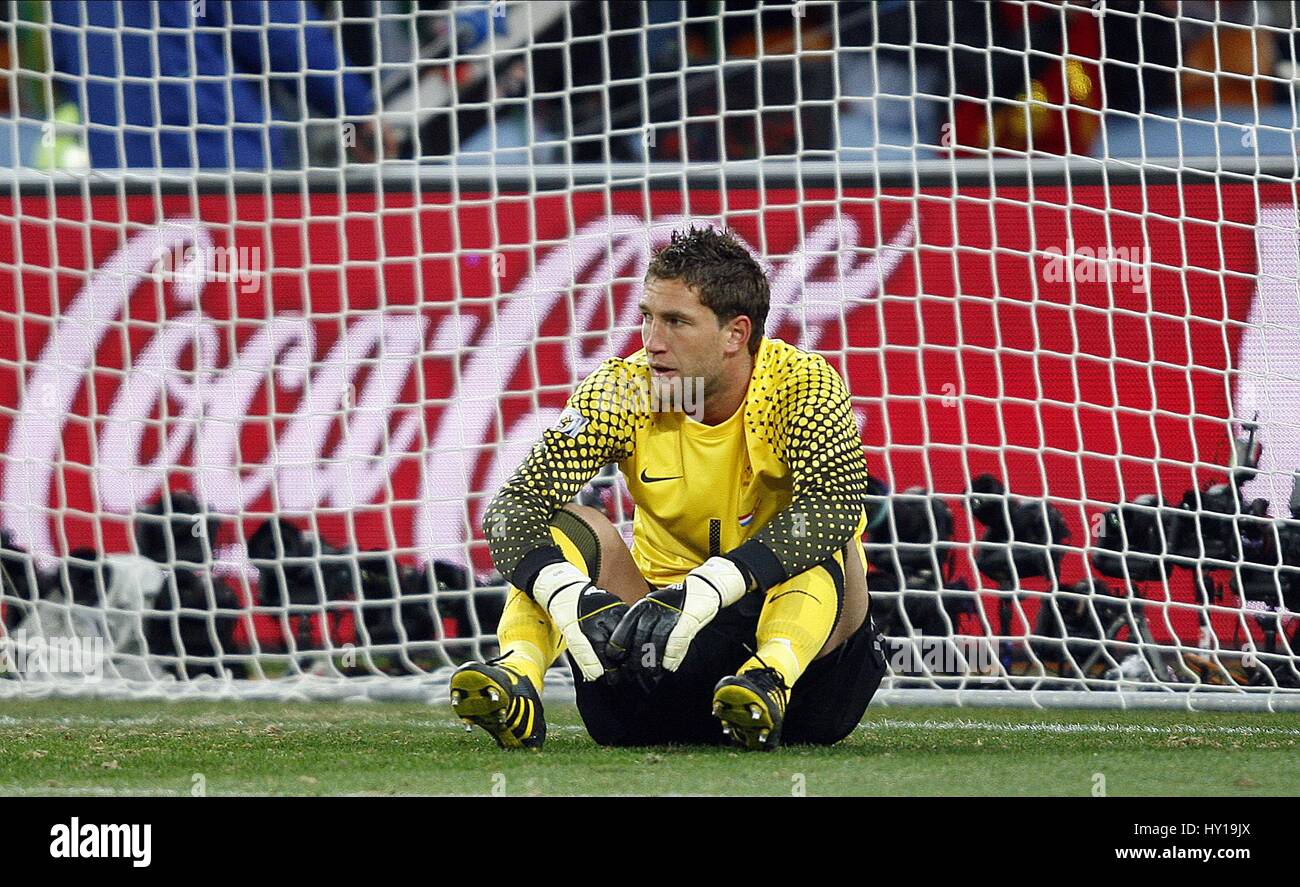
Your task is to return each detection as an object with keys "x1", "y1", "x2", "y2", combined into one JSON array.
[{"x1": 1, "y1": 1, "x2": 1299, "y2": 709}]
